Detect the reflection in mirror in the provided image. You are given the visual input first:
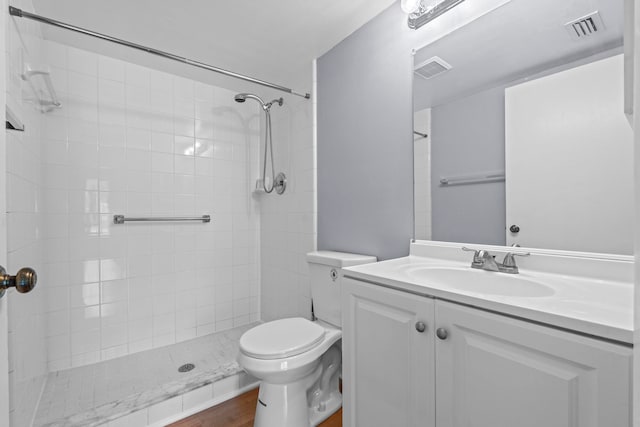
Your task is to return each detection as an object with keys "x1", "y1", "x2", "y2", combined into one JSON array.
[{"x1": 413, "y1": 0, "x2": 632, "y2": 255}]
